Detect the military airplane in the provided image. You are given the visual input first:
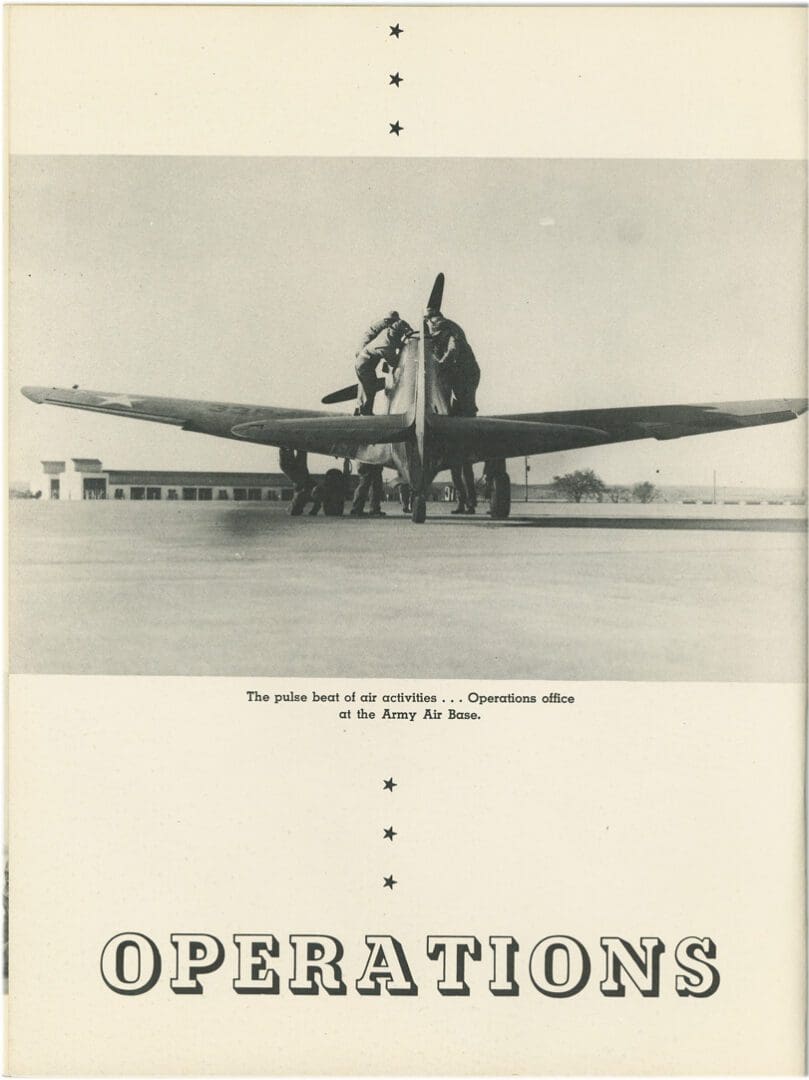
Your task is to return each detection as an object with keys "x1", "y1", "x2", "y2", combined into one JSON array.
[{"x1": 21, "y1": 273, "x2": 808, "y2": 523}]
